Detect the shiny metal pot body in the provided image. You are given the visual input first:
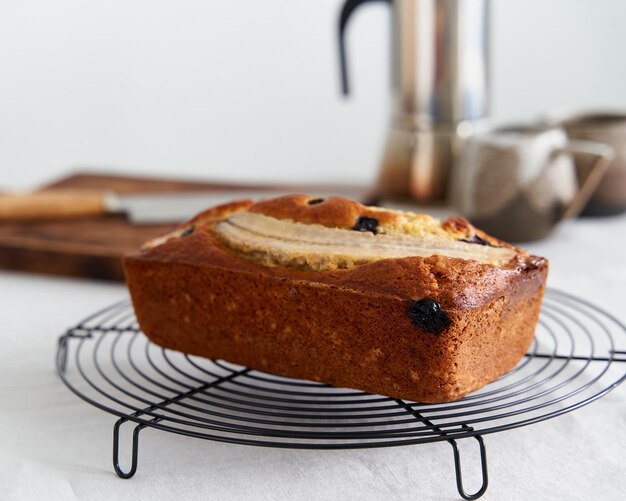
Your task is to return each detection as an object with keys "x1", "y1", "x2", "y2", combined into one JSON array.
[{"x1": 339, "y1": 0, "x2": 490, "y2": 202}]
